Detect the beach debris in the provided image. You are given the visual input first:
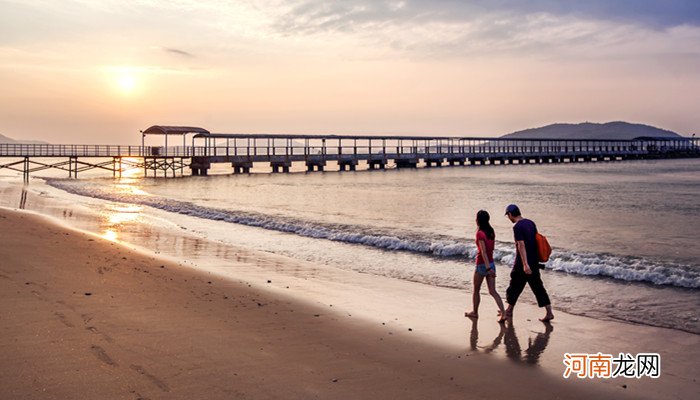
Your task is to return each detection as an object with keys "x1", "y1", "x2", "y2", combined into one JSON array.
[
  {"x1": 84, "y1": 292, "x2": 92, "y2": 296},
  {"x1": 267, "y1": 280, "x2": 271, "y2": 283},
  {"x1": 622, "y1": 384, "x2": 627, "y2": 389},
  {"x1": 160, "y1": 265, "x2": 165, "y2": 268},
  {"x1": 314, "y1": 314, "x2": 320, "y2": 317},
  {"x1": 207, "y1": 281, "x2": 212, "y2": 284},
  {"x1": 408, "y1": 328, "x2": 413, "y2": 331},
  {"x1": 331, "y1": 378, "x2": 338, "y2": 383}
]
